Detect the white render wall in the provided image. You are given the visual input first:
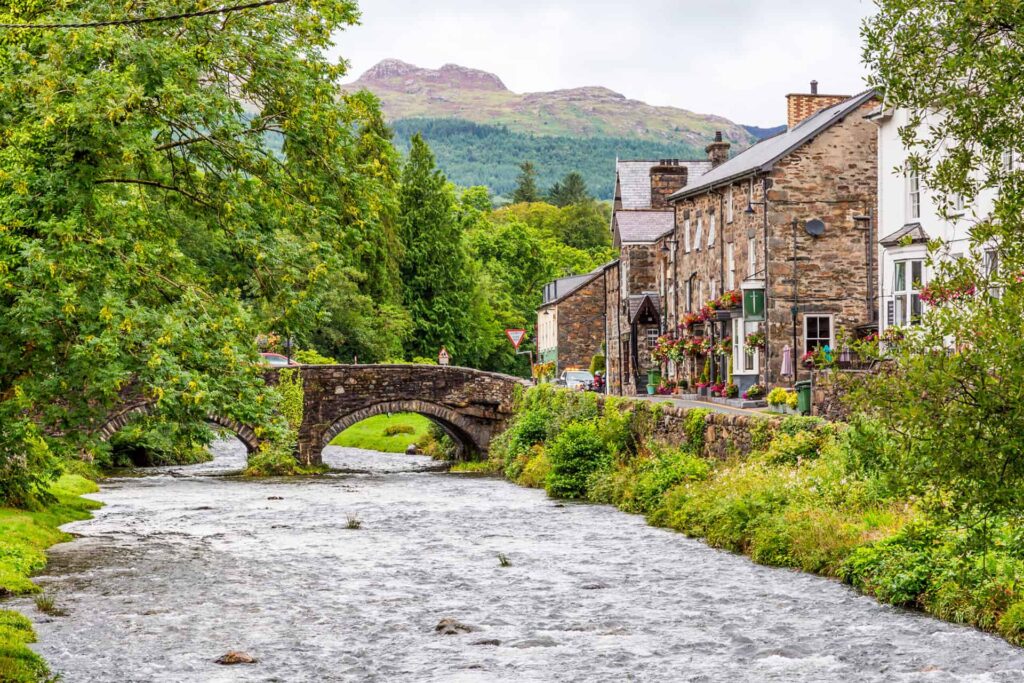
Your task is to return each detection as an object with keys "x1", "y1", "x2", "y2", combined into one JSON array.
[{"x1": 874, "y1": 108, "x2": 996, "y2": 333}]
